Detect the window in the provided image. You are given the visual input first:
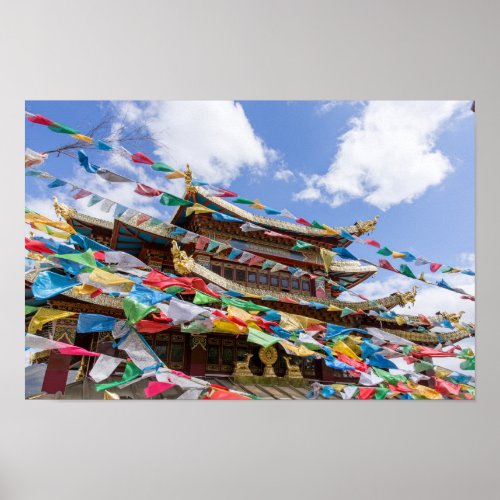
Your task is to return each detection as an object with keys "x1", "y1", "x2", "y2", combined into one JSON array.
[
  {"x1": 248, "y1": 272, "x2": 257, "y2": 283},
  {"x1": 224, "y1": 266, "x2": 234, "y2": 280},
  {"x1": 301, "y1": 280, "x2": 310, "y2": 291},
  {"x1": 281, "y1": 277, "x2": 290, "y2": 289},
  {"x1": 211, "y1": 264, "x2": 222, "y2": 276},
  {"x1": 292, "y1": 278, "x2": 300, "y2": 289},
  {"x1": 235, "y1": 269, "x2": 246, "y2": 282},
  {"x1": 259, "y1": 273, "x2": 268, "y2": 285},
  {"x1": 270, "y1": 275, "x2": 279, "y2": 286}
]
